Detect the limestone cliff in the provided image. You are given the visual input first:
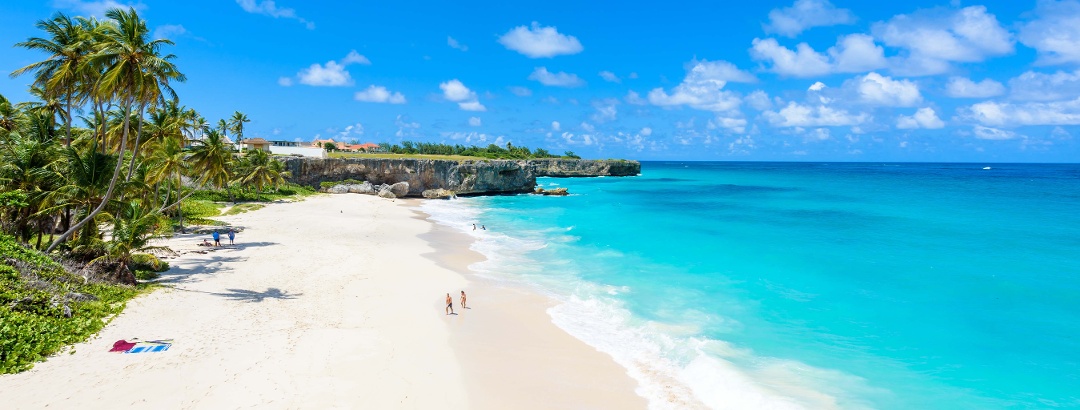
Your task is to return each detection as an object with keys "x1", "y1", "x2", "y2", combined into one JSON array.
[{"x1": 280, "y1": 157, "x2": 640, "y2": 197}]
